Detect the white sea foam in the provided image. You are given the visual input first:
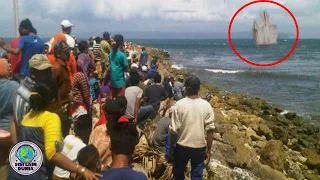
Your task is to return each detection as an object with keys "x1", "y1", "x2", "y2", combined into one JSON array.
[
  {"x1": 205, "y1": 69, "x2": 243, "y2": 74},
  {"x1": 171, "y1": 64, "x2": 184, "y2": 70}
]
